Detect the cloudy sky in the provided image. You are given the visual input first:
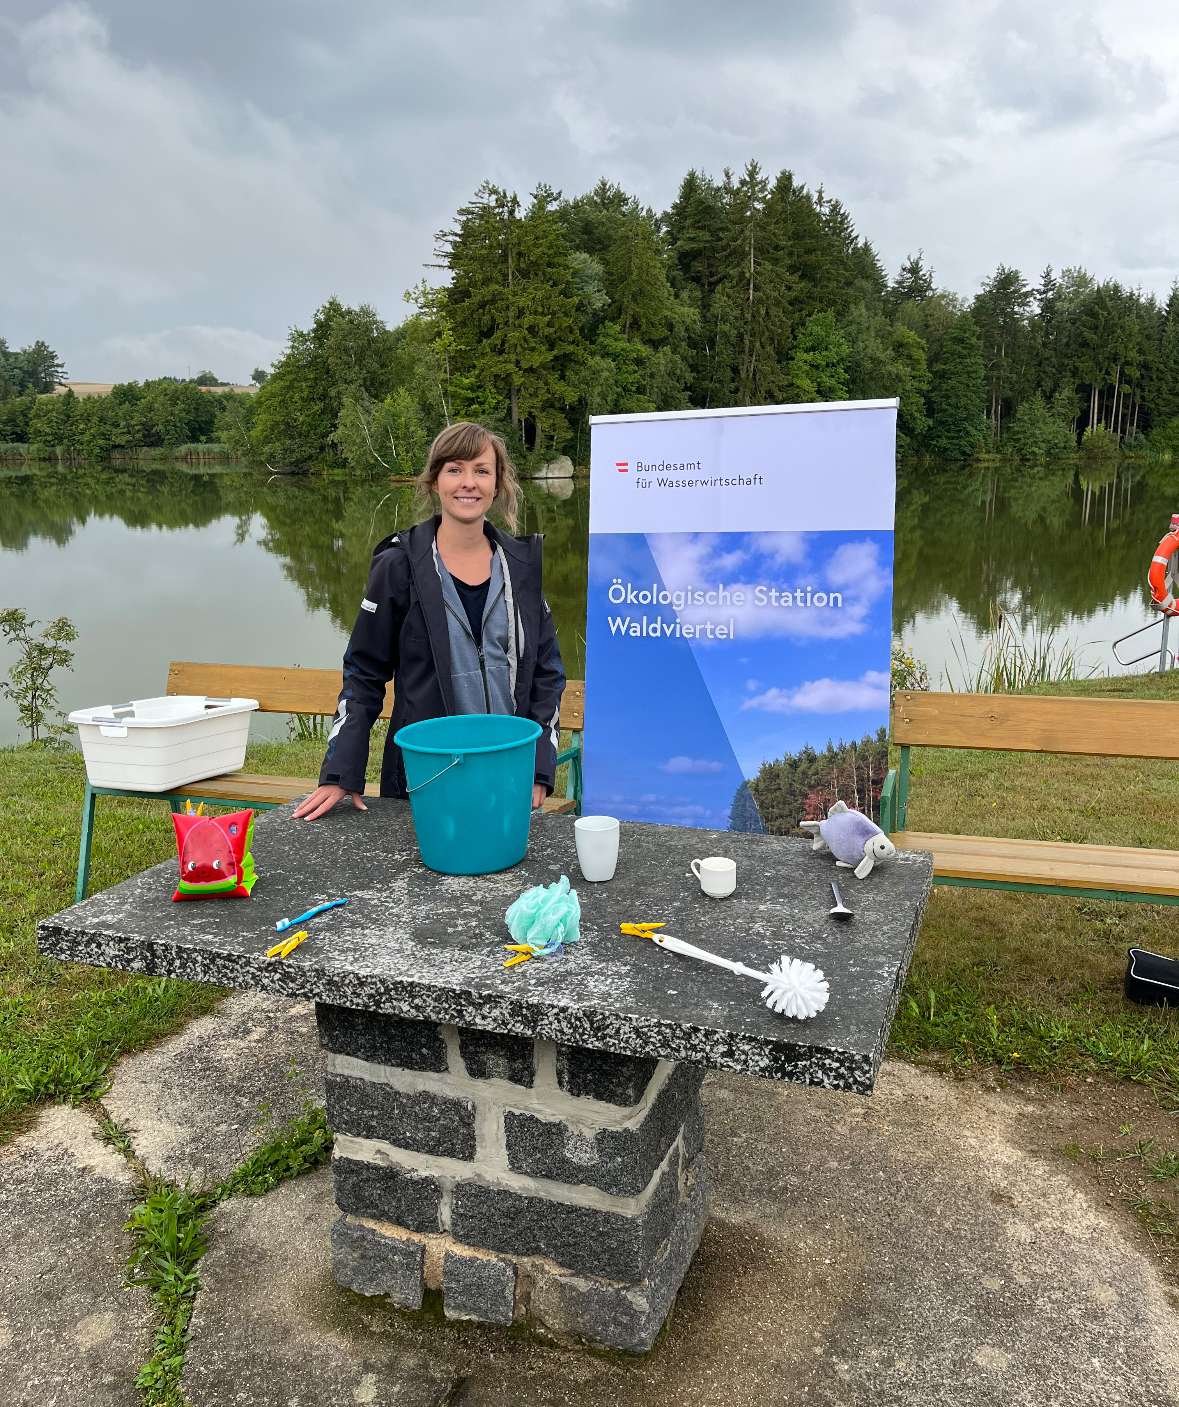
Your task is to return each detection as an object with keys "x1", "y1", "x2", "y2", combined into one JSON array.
[{"x1": 3, "y1": 0, "x2": 1177, "y2": 384}]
